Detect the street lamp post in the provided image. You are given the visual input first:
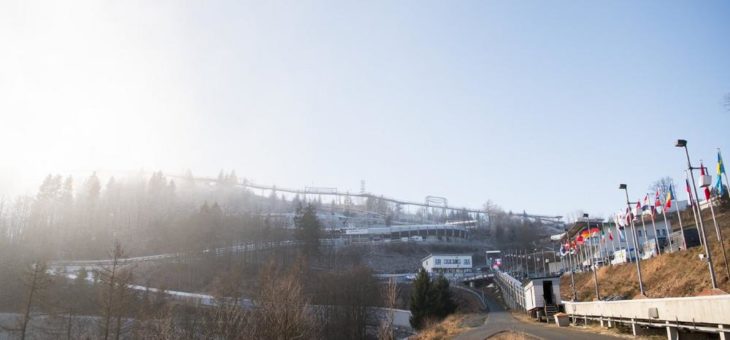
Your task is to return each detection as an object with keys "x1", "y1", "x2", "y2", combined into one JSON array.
[
  {"x1": 675, "y1": 139, "x2": 718, "y2": 289},
  {"x1": 620, "y1": 184, "x2": 646, "y2": 296}
]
